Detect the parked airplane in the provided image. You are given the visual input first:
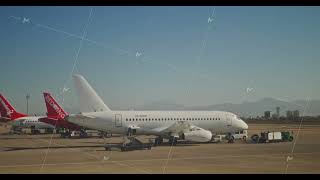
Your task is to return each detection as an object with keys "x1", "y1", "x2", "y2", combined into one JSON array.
[
  {"x1": 38, "y1": 92, "x2": 109, "y2": 138},
  {"x1": 65, "y1": 74, "x2": 248, "y2": 145},
  {"x1": 0, "y1": 93, "x2": 54, "y2": 131},
  {"x1": 0, "y1": 98, "x2": 10, "y2": 122},
  {"x1": 38, "y1": 92, "x2": 84, "y2": 137}
]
